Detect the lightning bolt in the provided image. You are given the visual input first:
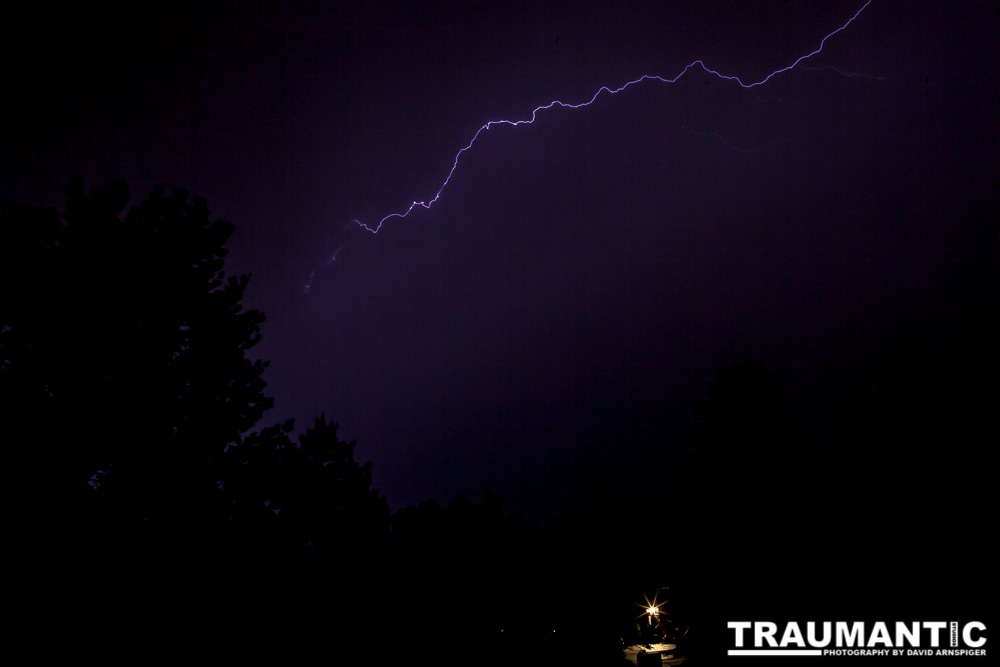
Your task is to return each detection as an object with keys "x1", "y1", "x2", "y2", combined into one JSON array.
[
  {"x1": 354, "y1": 1, "x2": 872, "y2": 235},
  {"x1": 307, "y1": 1, "x2": 875, "y2": 287}
]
